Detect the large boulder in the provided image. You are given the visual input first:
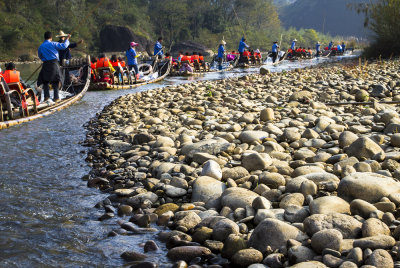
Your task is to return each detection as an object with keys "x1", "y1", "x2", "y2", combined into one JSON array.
[
  {"x1": 345, "y1": 137, "x2": 384, "y2": 160},
  {"x1": 221, "y1": 188, "x2": 259, "y2": 210},
  {"x1": 338, "y1": 172, "x2": 400, "y2": 203},
  {"x1": 248, "y1": 219, "x2": 308, "y2": 252},
  {"x1": 303, "y1": 213, "x2": 362, "y2": 239},
  {"x1": 191, "y1": 176, "x2": 226, "y2": 203},
  {"x1": 181, "y1": 138, "x2": 231, "y2": 158},
  {"x1": 171, "y1": 41, "x2": 213, "y2": 56},
  {"x1": 100, "y1": 25, "x2": 152, "y2": 54},
  {"x1": 309, "y1": 196, "x2": 350, "y2": 215}
]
